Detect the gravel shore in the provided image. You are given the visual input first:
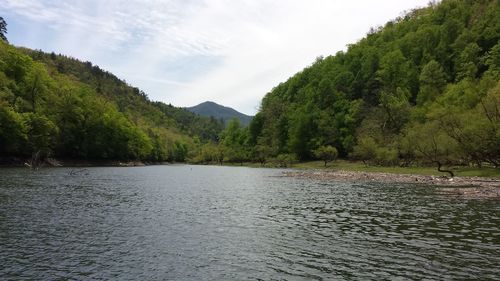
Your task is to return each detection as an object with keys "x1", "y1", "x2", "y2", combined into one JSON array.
[{"x1": 283, "y1": 170, "x2": 500, "y2": 199}]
